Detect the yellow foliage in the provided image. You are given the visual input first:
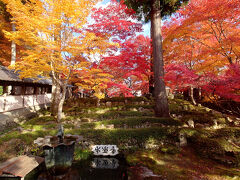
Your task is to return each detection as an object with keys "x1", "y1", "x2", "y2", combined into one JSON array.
[{"x1": 1, "y1": 0, "x2": 118, "y2": 88}]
